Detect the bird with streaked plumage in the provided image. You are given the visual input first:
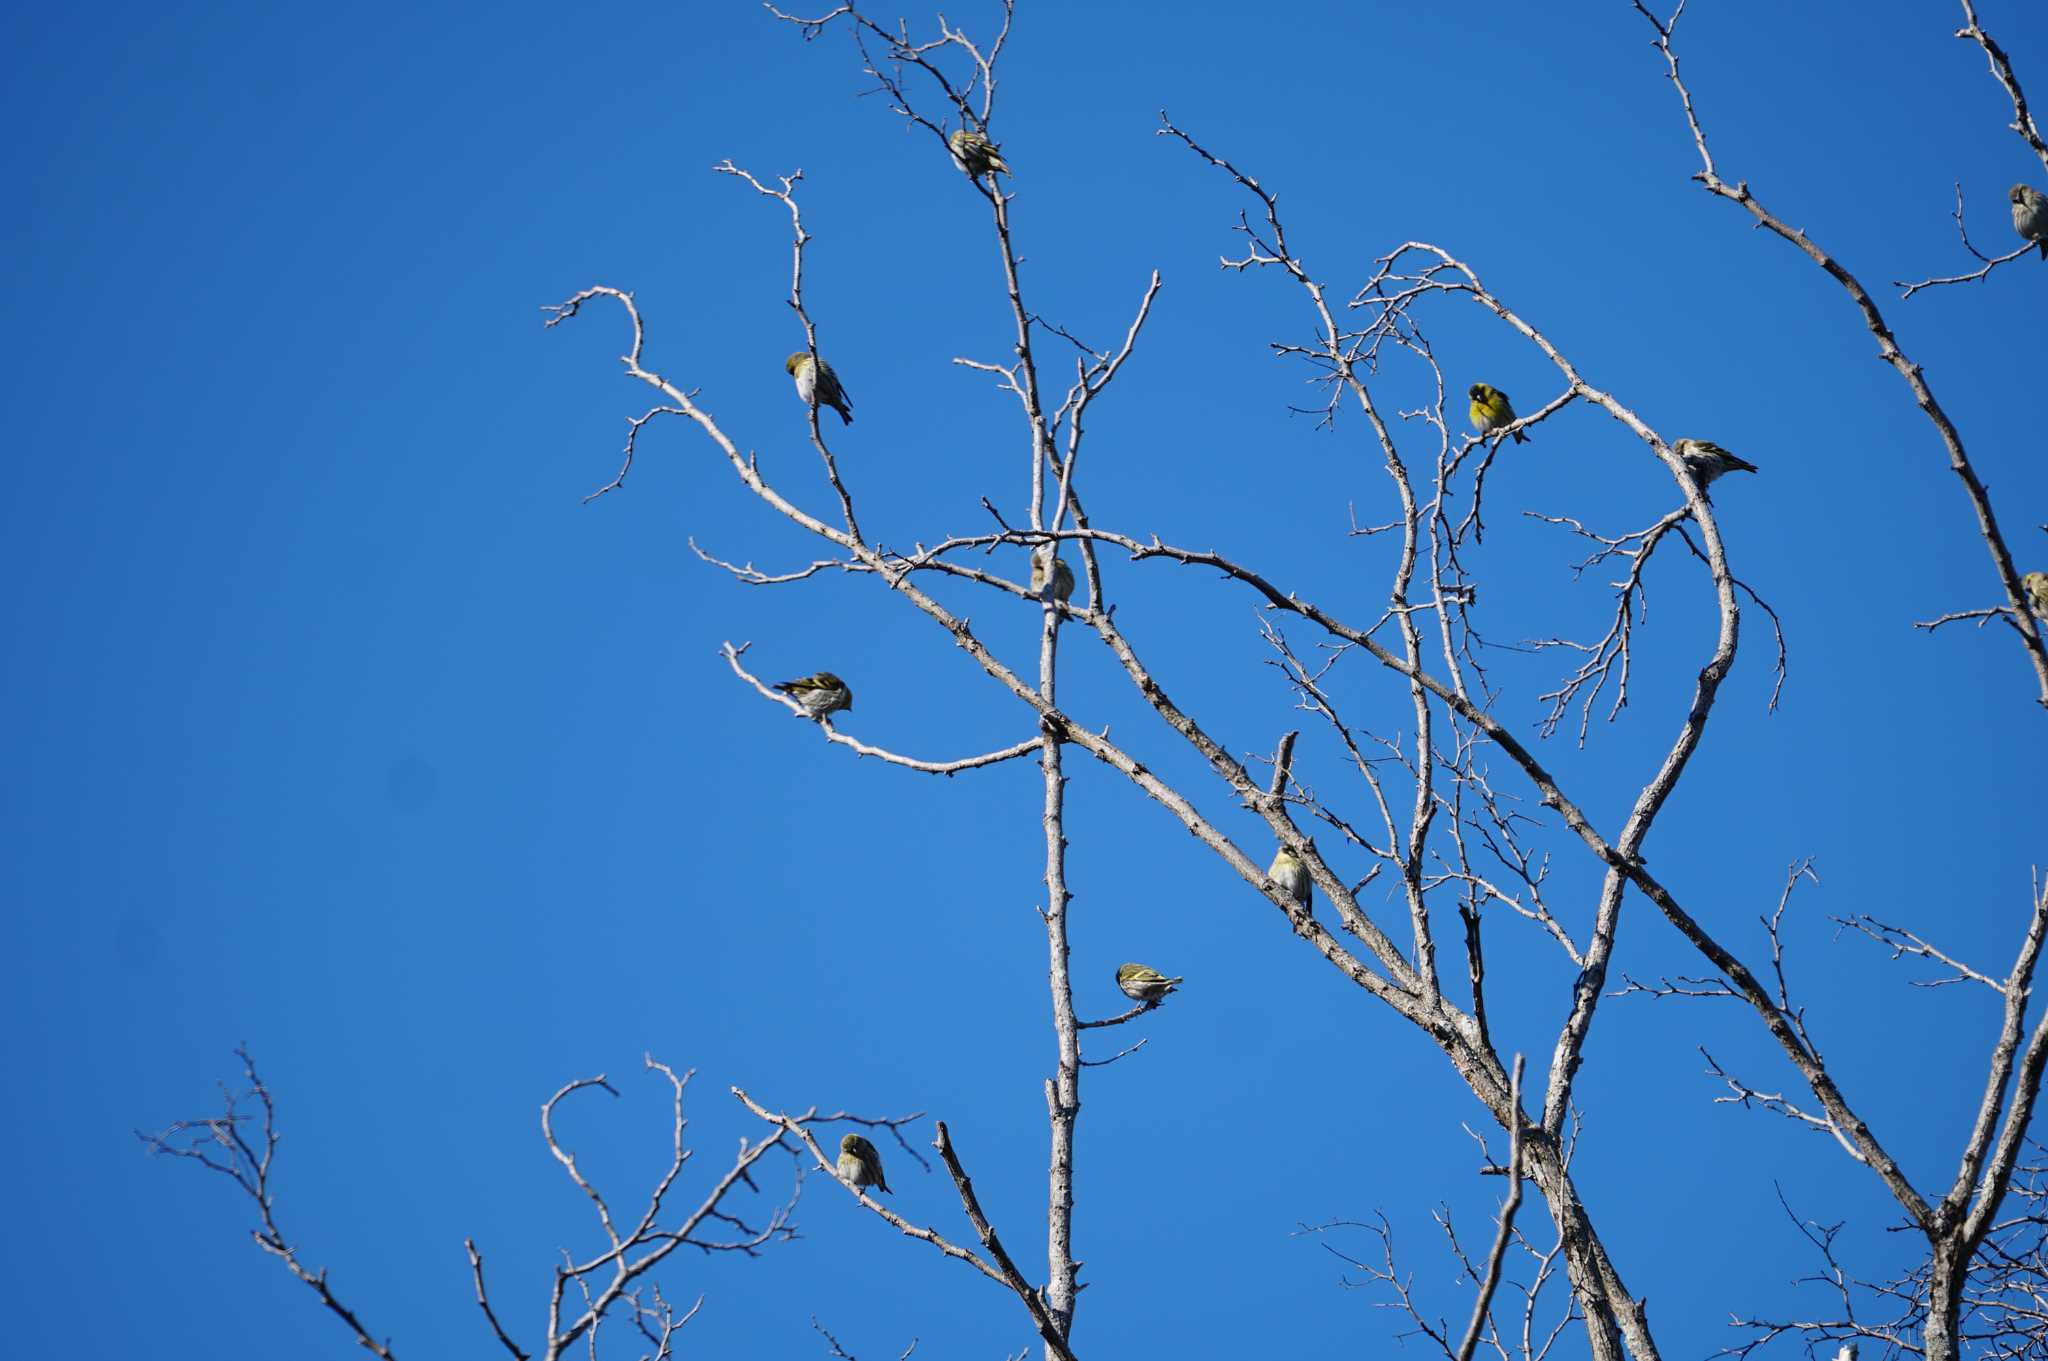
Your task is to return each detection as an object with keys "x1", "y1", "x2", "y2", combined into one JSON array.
[
  {"x1": 1269, "y1": 845, "x2": 1311, "y2": 909},
  {"x1": 1672, "y1": 438, "x2": 1758, "y2": 495},
  {"x1": 837, "y1": 1133, "x2": 890, "y2": 1195},
  {"x1": 785, "y1": 352, "x2": 853, "y2": 425},
  {"x1": 1468, "y1": 383, "x2": 1528, "y2": 444},
  {"x1": 948, "y1": 128, "x2": 1011, "y2": 180},
  {"x1": 773, "y1": 671, "x2": 853, "y2": 720},
  {"x1": 1115, "y1": 962, "x2": 1183, "y2": 1004},
  {"x1": 2011, "y1": 185, "x2": 2048, "y2": 260}
]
